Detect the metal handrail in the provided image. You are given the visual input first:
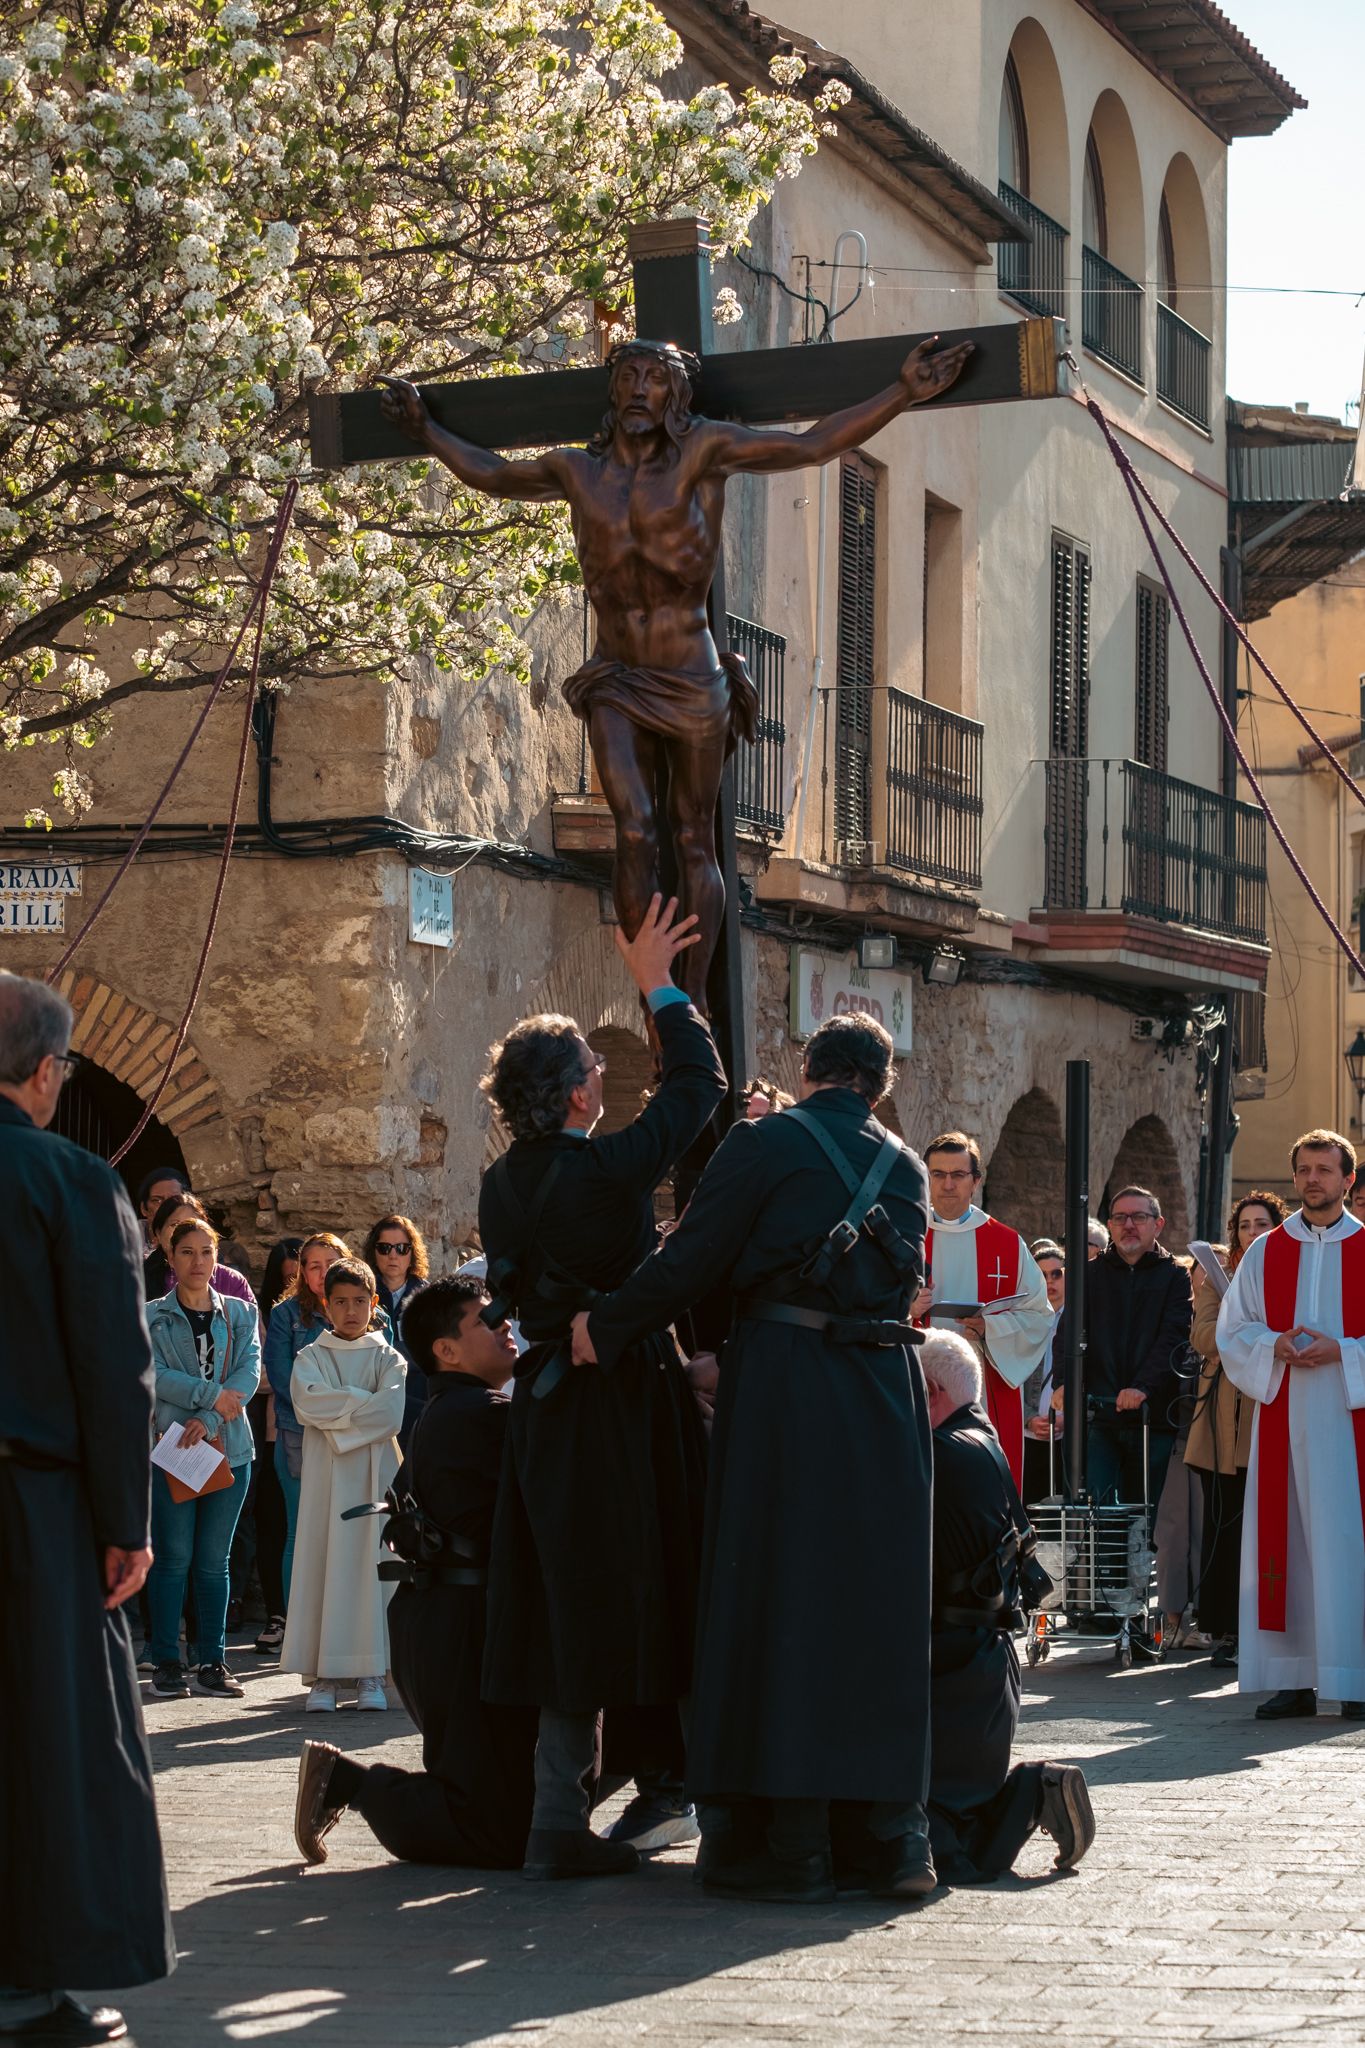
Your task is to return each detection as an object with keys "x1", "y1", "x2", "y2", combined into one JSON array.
[
  {"x1": 997, "y1": 181, "x2": 1068, "y2": 321},
  {"x1": 1156, "y1": 303, "x2": 1211, "y2": 430},
  {"x1": 1081, "y1": 246, "x2": 1143, "y2": 383}
]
